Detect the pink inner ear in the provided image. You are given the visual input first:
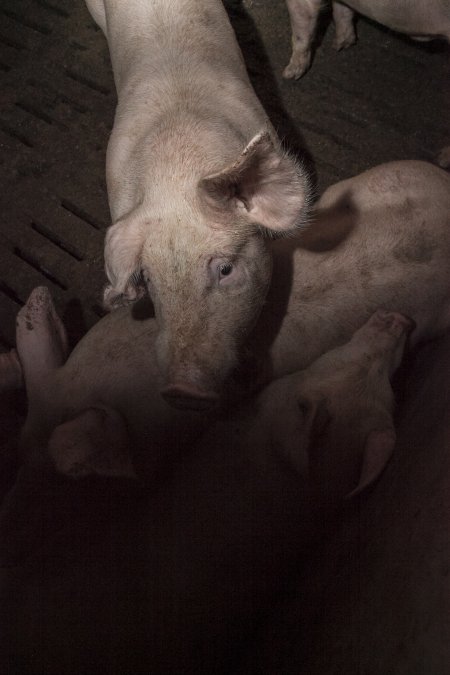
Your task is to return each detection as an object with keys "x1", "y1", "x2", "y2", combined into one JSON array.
[
  {"x1": 199, "y1": 131, "x2": 311, "y2": 233},
  {"x1": 347, "y1": 428, "x2": 396, "y2": 499},
  {"x1": 104, "y1": 216, "x2": 146, "y2": 296}
]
